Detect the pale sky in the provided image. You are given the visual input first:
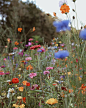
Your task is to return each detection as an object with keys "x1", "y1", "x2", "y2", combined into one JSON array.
[
  {"x1": 22, "y1": 0, "x2": 86, "y2": 30},
  {"x1": 0, "y1": 0, "x2": 86, "y2": 30}
]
